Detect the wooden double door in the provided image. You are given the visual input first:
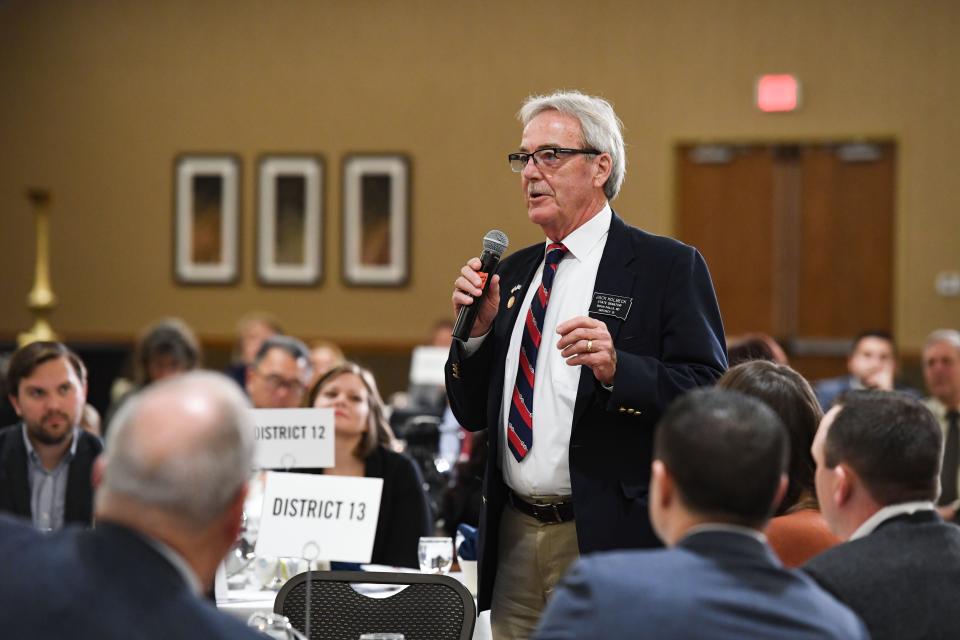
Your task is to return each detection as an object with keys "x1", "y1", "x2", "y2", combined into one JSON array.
[{"x1": 675, "y1": 142, "x2": 896, "y2": 380}]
